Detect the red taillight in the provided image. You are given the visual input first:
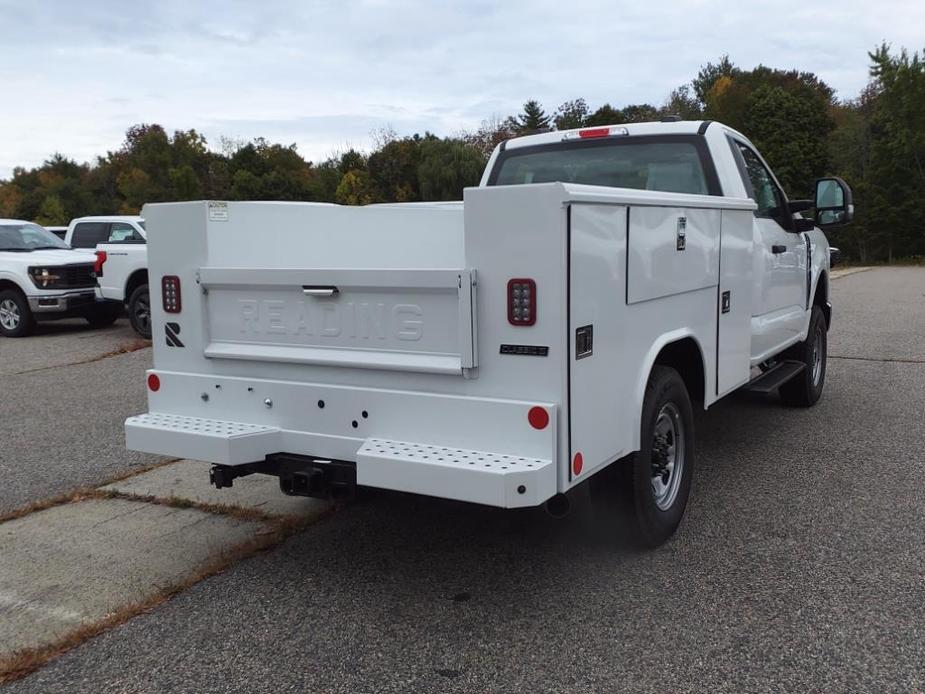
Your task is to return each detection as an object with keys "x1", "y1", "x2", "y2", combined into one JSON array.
[
  {"x1": 93, "y1": 250, "x2": 107, "y2": 277},
  {"x1": 573, "y1": 452, "x2": 583, "y2": 476},
  {"x1": 162, "y1": 275, "x2": 181, "y2": 313},
  {"x1": 508, "y1": 278, "x2": 536, "y2": 326},
  {"x1": 528, "y1": 406, "x2": 549, "y2": 430},
  {"x1": 147, "y1": 373, "x2": 160, "y2": 391}
]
